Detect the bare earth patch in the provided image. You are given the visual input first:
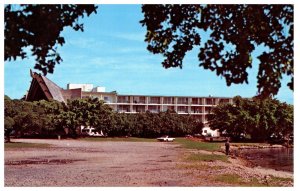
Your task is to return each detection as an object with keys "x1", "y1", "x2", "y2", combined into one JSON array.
[{"x1": 4, "y1": 138, "x2": 293, "y2": 187}]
